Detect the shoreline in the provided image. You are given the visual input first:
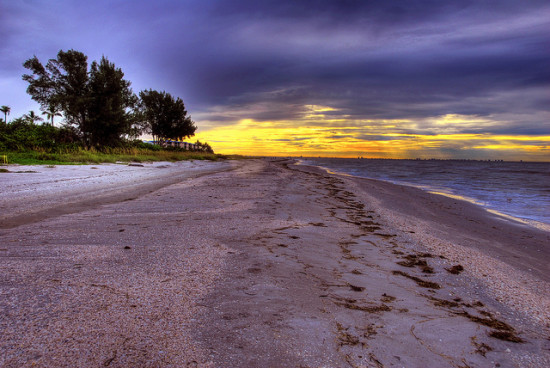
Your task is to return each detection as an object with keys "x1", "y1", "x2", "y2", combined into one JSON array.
[
  {"x1": 297, "y1": 161, "x2": 550, "y2": 281},
  {"x1": 1, "y1": 158, "x2": 548, "y2": 367},
  {"x1": 300, "y1": 160, "x2": 550, "y2": 232},
  {"x1": 294, "y1": 163, "x2": 550, "y2": 326}
]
